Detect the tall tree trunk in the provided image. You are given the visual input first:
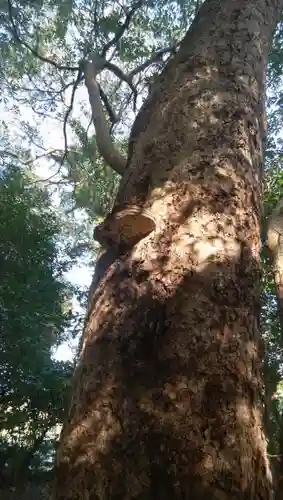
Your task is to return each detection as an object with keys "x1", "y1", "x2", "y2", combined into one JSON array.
[{"x1": 54, "y1": 0, "x2": 283, "y2": 498}]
